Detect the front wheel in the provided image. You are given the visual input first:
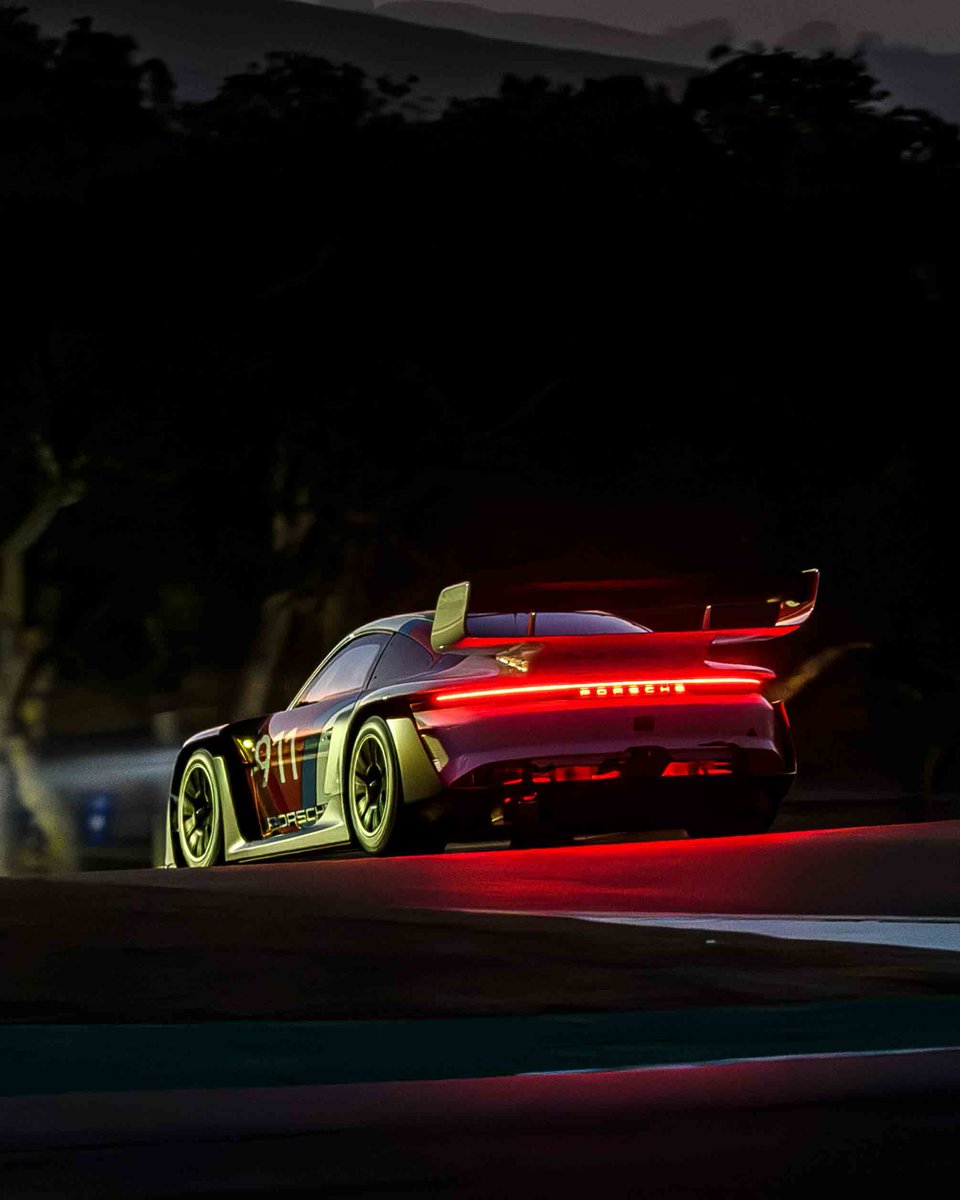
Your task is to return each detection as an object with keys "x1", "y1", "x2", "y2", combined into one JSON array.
[{"x1": 177, "y1": 750, "x2": 224, "y2": 867}]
